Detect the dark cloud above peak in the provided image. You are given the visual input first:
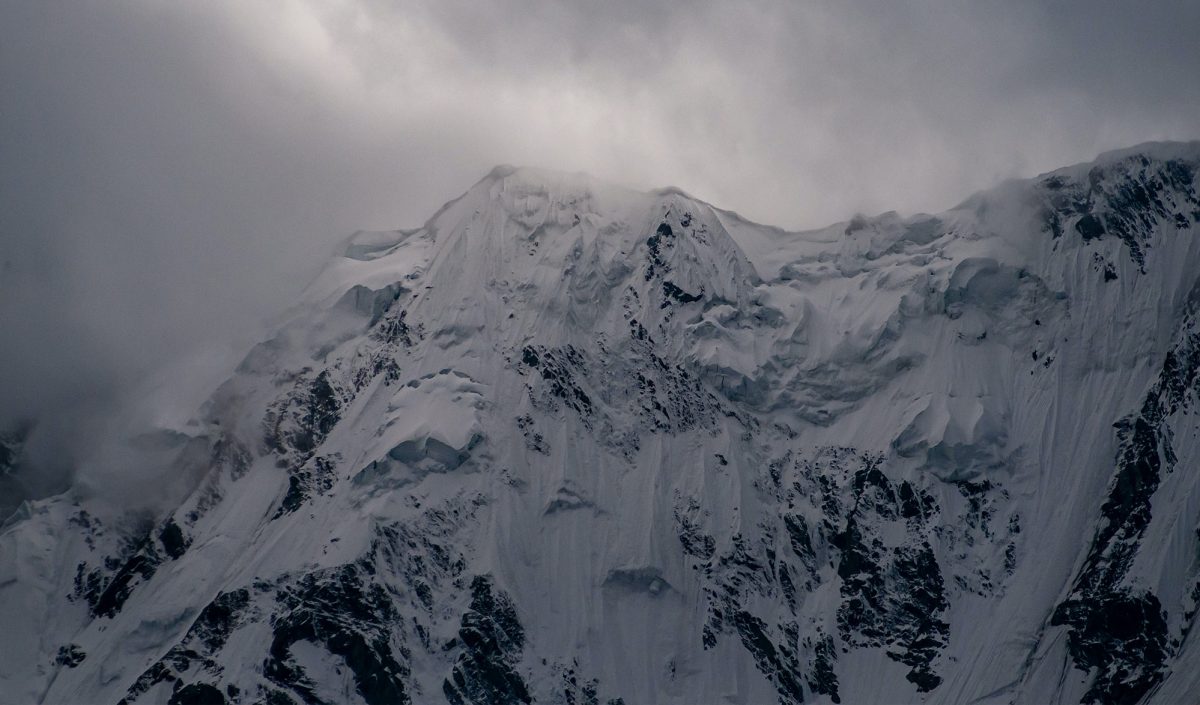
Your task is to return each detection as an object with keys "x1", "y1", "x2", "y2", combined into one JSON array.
[{"x1": 0, "y1": 0, "x2": 1197, "y2": 508}]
